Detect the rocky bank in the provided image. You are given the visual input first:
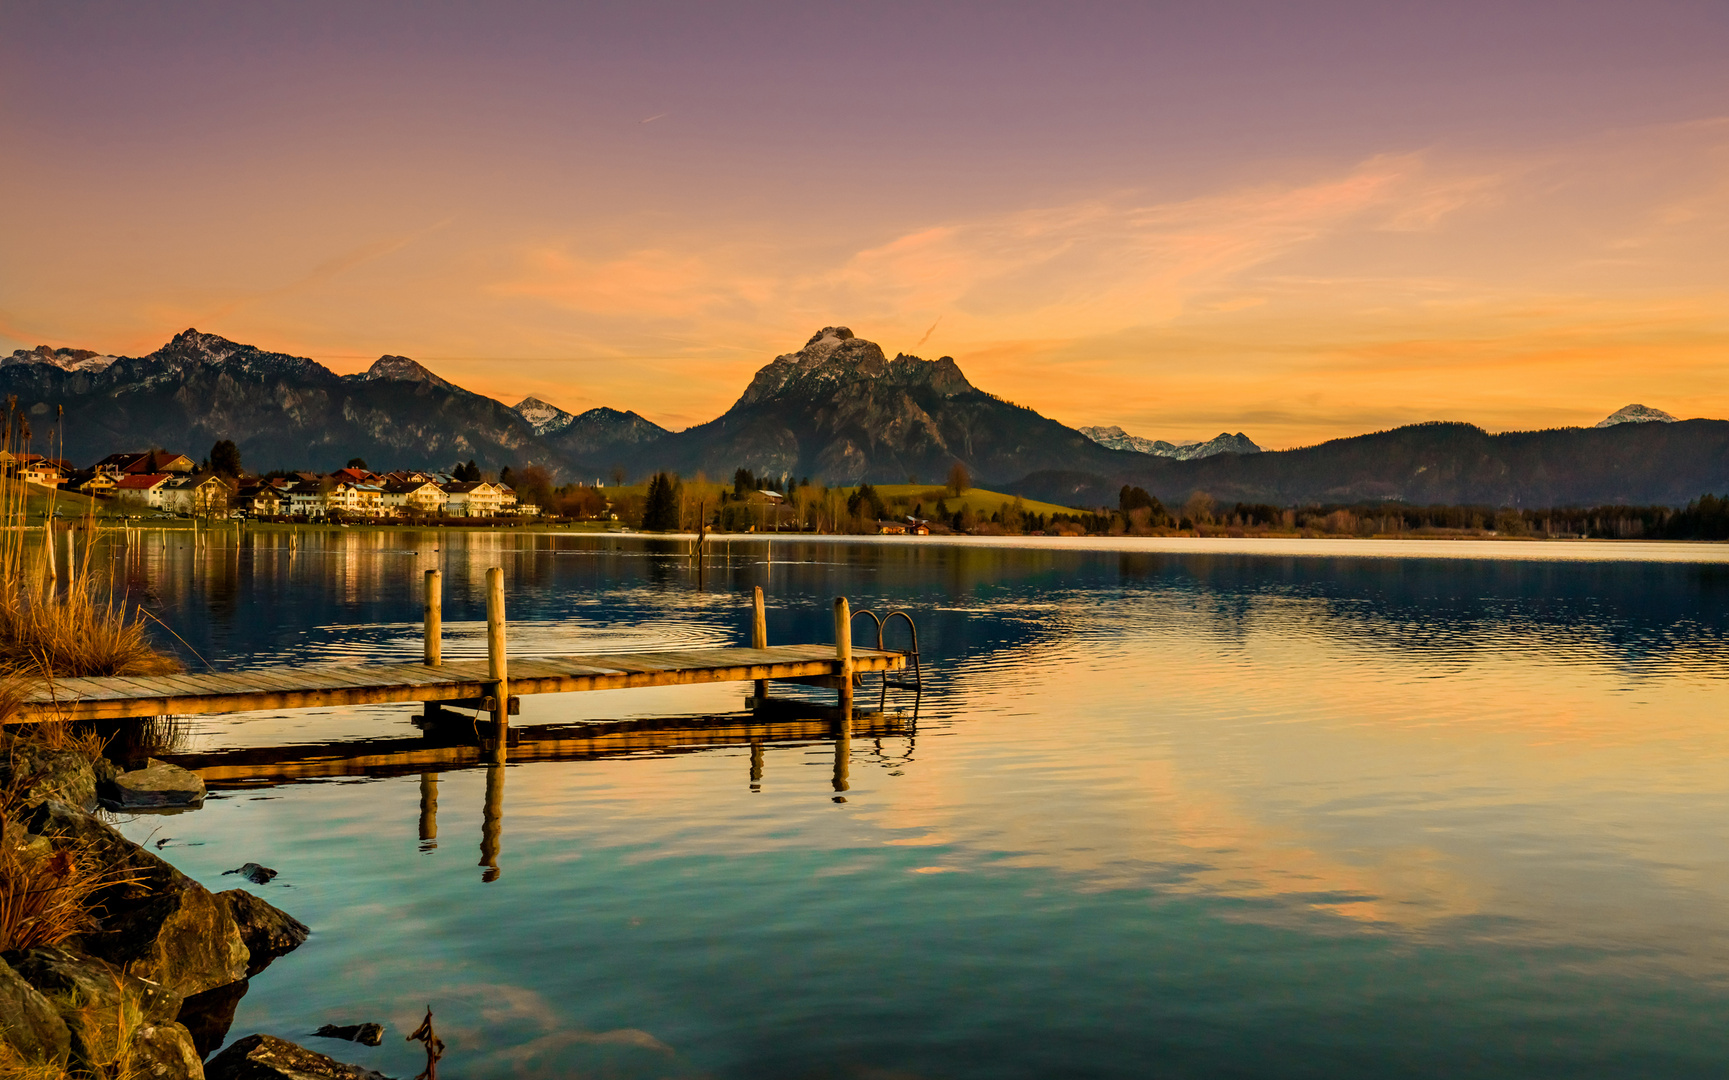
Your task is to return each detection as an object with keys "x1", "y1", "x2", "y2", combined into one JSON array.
[{"x1": 0, "y1": 731, "x2": 372, "y2": 1079}]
